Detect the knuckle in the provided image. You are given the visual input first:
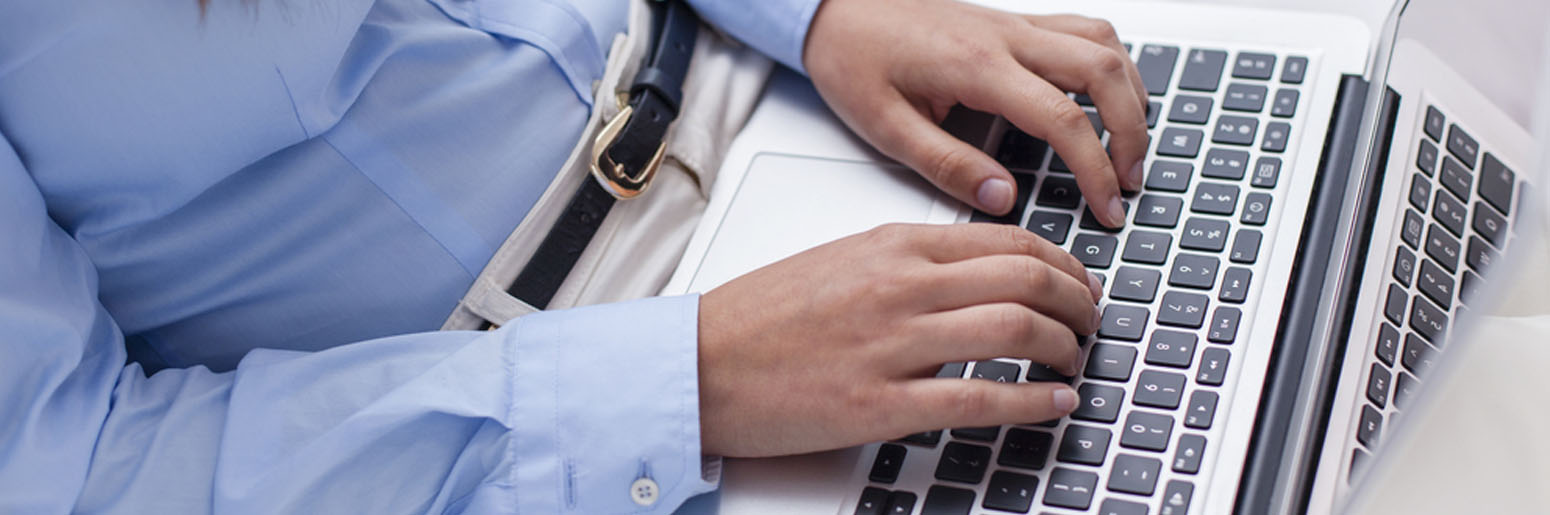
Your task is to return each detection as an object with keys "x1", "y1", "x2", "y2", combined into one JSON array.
[
  {"x1": 925, "y1": 145, "x2": 977, "y2": 185},
  {"x1": 952, "y1": 385, "x2": 993, "y2": 422},
  {"x1": 1048, "y1": 100, "x2": 1090, "y2": 134},
  {"x1": 1084, "y1": 19, "x2": 1119, "y2": 43},
  {"x1": 1089, "y1": 48, "x2": 1129, "y2": 78}
]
